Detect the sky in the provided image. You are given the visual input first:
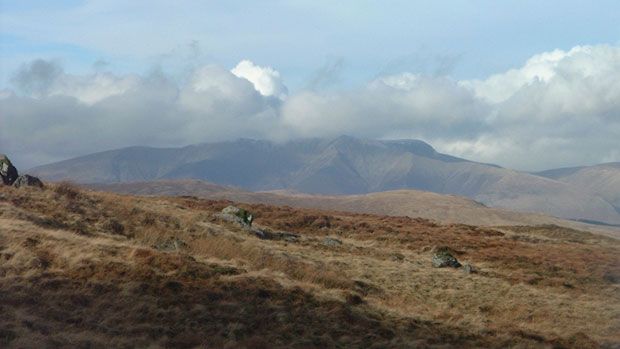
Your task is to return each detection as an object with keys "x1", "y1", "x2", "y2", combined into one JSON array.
[{"x1": 0, "y1": 0, "x2": 619, "y2": 171}]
